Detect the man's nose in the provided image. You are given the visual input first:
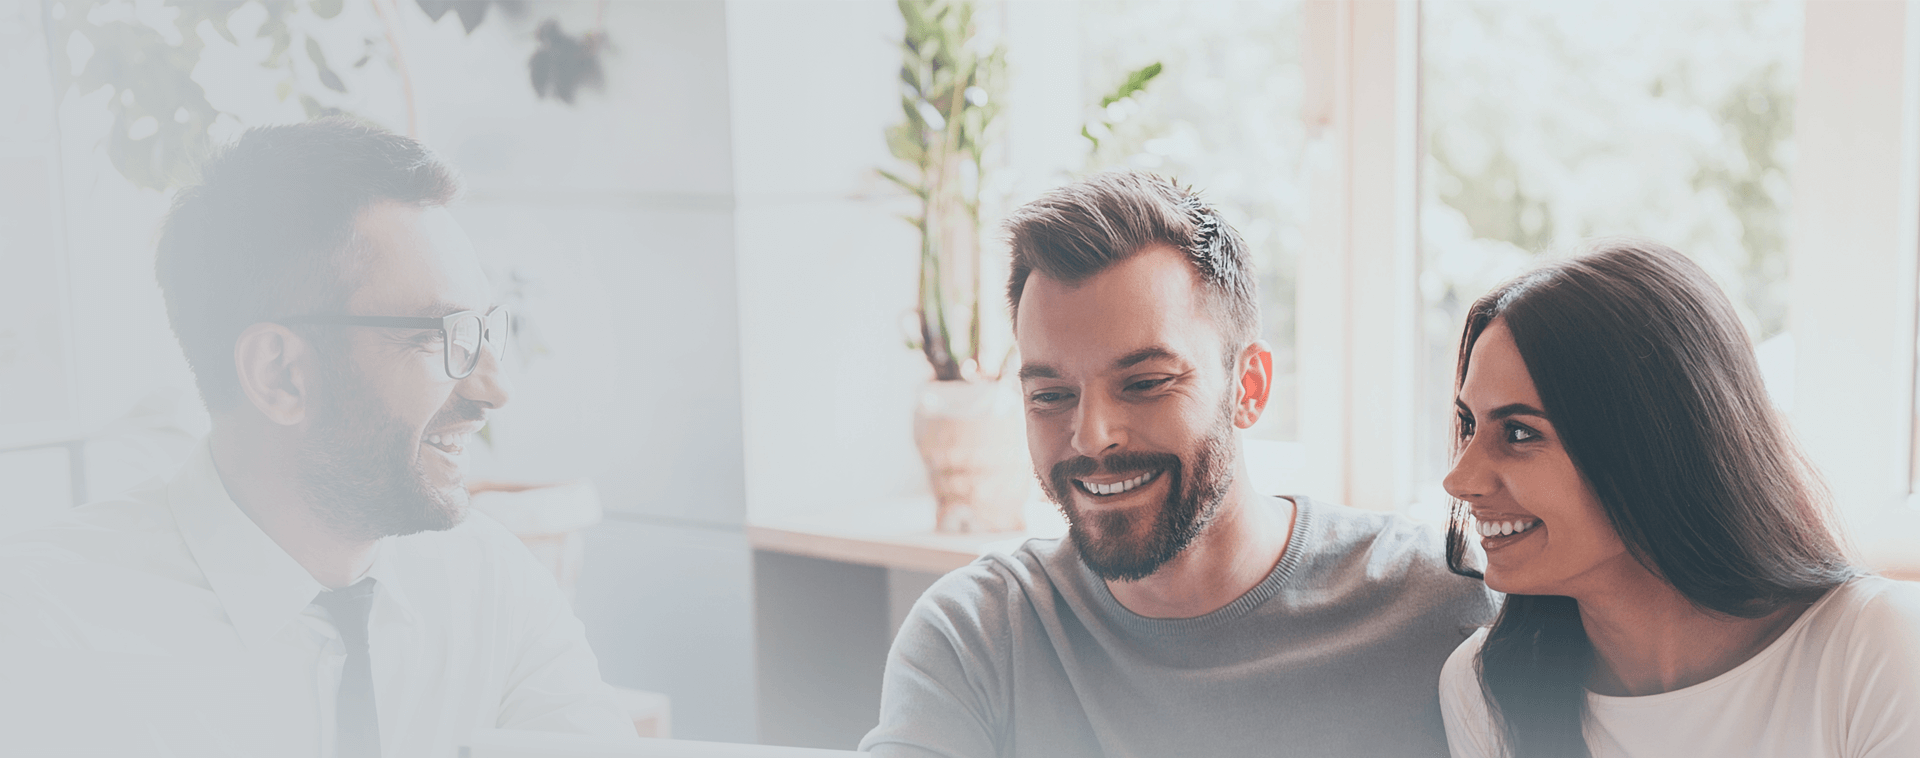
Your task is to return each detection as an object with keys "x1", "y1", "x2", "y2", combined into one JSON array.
[
  {"x1": 1070, "y1": 392, "x2": 1125, "y2": 457},
  {"x1": 458, "y1": 346, "x2": 513, "y2": 409}
]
